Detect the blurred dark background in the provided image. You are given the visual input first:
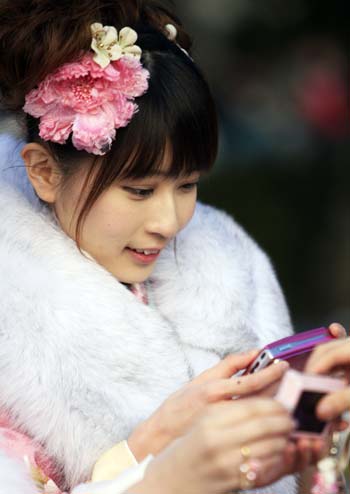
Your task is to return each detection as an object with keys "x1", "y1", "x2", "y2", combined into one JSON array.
[
  {"x1": 174, "y1": 0, "x2": 349, "y2": 331},
  {"x1": 0, "y1": 0, "x2": 349, "y2": 331}
]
